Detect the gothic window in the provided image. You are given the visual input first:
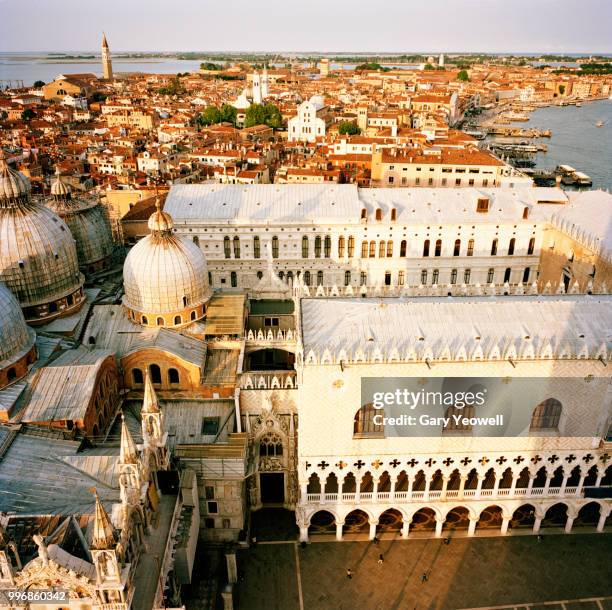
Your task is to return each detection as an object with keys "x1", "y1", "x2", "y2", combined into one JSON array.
[
  {"x1": 443, "y1": 404, "x2": 475, "y2": 433},
  {"x1": 348, "y1": 236, "x2": 355, "y2": 257},
  {"x1": 233, "y1": 236, "x2": 240, "y2": 258},
  {"x1": 338, "y1": 236, "x2": 345, "y2": 258},
  {"x1": 453, "y1": 239, "x2": 461, "y2": 256},
  {"x1": 224, "y1": 236, "x2": 231, "y2": 258},
  {"x1": 369, "y1": 241, "x2": 376, "y2": 257},
  {"x1": 353, "y1": 403, "x2": 384, "y2": 438},
  {"x1": 317, "y1": 271, "x2": 324, "y2": 286},
  {"x1": 504, "y1": 267, "x2": 511, "y2": 283},
  {"x1": 272, "y1": 236, "x2": 279, "y2": 258},
  {"x1": 386, "y1": 241, "x2": 393, "y2": 257},
  {"x1": 361, "y1": 240, "x2": 368, "y2": 258},
  {"x1": 491, "y1": 238, "x2": 498, "y2": 256},
  {"x1": 423, "y1": 239, "x2": 430, "y2": 257},
  {"x1": 315, "y1": 236, "x2": 322, "y2": 258},
  {"x1": 432, "y1": 269, "x2": 439, "y2": 284},
  {"x1": 508, "y1": 238, "x2": 515, "y2": 256},
  {"x1": 450, "y1": 269, "x2": 458, "y2": 284},
  {"x1": 375, "y1": 209, "x2": 382, "y2": 221},
  {"x1": 287, "y1": 271, "x2": 294, "y2": 284},
  {"x1": 302, "y1": 236, "x2": 309, "y2": 258},
  {"x1": 391, "y1": 208, "x2": 397, "y2": 221},
  {"x1": 487, "y1": 268, "x2": 494, "y2": 283},
  {"x1": 360, "y1": 271, "x2": 367, "y2": 286},
  {"x1": 254, "y1": 236, "x2": 261, "y2": 258},
  {"x1": 231, "y1": 271, "x2": 237, "y2": 287},
  {"x1": 464, "y1": 268, "x2": 471, "y2": 283},
  {"x1": 400, "y1": 240, "x2": 407, "y2": 257},
  {"x1": 168, "y1": 368, "x2": 180, "y2": 384},
  {"x1": 435, "y1": 239, "x2": 442, "y2": 257},
  {"x1": 523, "y1": 267, "x2": 530, "y2": 283},
  {"x1": 259, "y1": 433, "x2": 283, "y2": 456},
  {"x1": 421, "y1": 269, "x2": 428, "y2": 284},
  {"x1": 344, "y1": 270, "x2": 351, "y2": 286},
  {"x1": 467, "y1": 239, "x2": 474, "y2": 256},
  {"x1": 398, "y1": 270, "x2": 405, "y2": 285},
  {"x1": 379, "y1": 241, "x2": 386, "y2": 258},
  {"x1": 530, "y1": 398, "x2": 562, "y2": 431}
]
